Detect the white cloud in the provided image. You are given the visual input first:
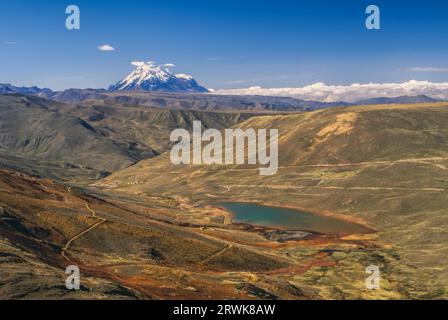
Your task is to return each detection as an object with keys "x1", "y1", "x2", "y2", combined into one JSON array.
[
  {"x1": 3, "y1": 41, "x2": 17, "y2": 45},
  {"x1": 130, "y1": 61, "x2": 160, "y2": 71},
  {"x1": 407, "y1": 67, "x2": 448, "y2": 72},
  {"x1": 163, "y1": 63, "x2": 175, "y2": 68},
  {"x1": 97, "y1": 44, "x2": 115, "y2": 51},
  {"x1": 214, "y1": 80, "x2": 448, "y2": 102},
  {"x1": 131, "y1": 61, "x2": 146, "y2": 67}
]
